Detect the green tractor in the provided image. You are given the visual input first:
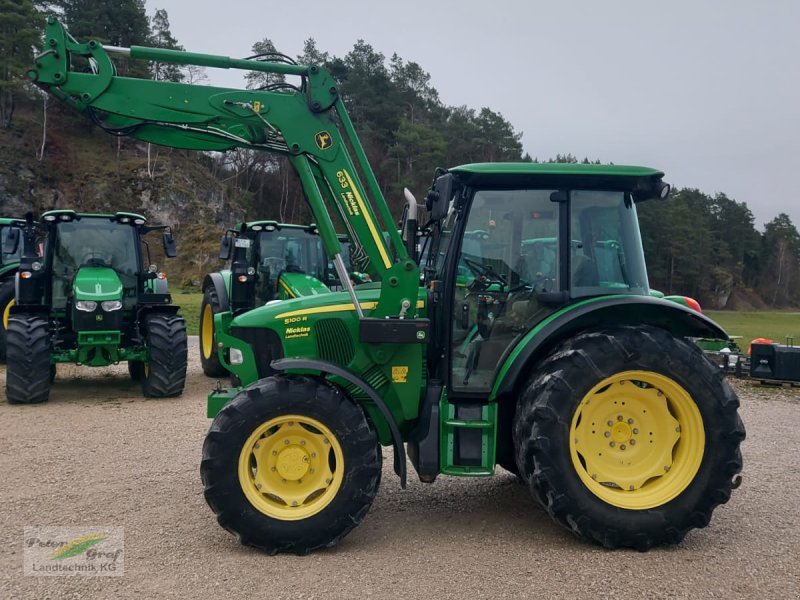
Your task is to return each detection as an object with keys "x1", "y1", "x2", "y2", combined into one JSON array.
[
  {"x1": 201, "y1": 221, "x2": 343, "y2": 377},
  {"x1": 32, "y1": 19, "x2": 744, "y2": 554},
  {"x1": 5, "y1": 209, "x2": 187, "y2": 404},
  {"x1": 0, "y1": 218, "x2": 24, "y2": 361}
]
